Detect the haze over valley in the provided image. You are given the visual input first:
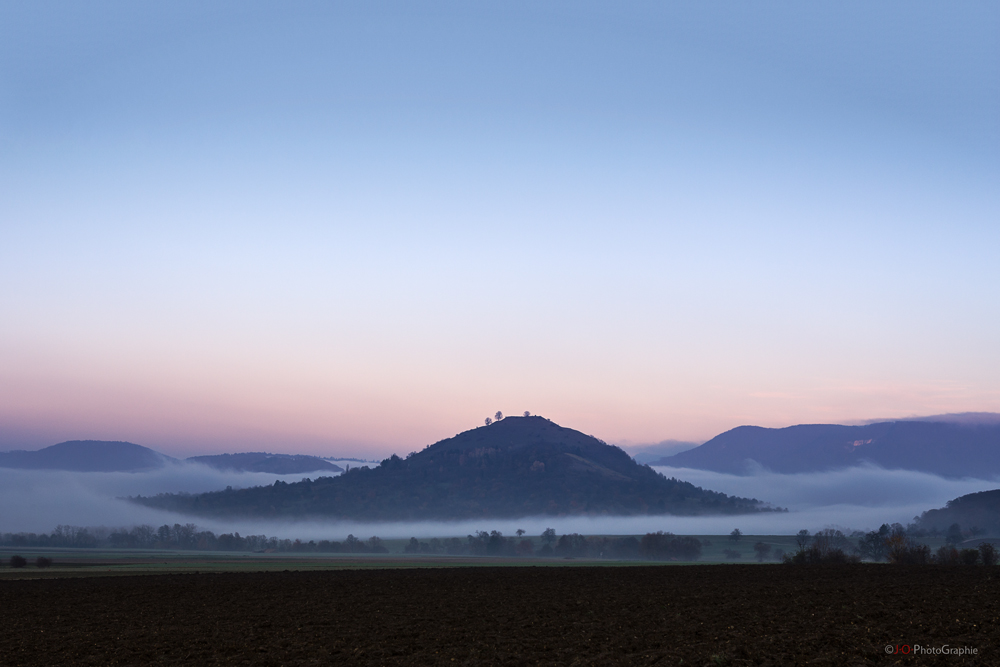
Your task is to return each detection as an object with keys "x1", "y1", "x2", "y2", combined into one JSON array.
[{"x1": 4, "y1": 414, "x2": 998, "y2": 539}]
